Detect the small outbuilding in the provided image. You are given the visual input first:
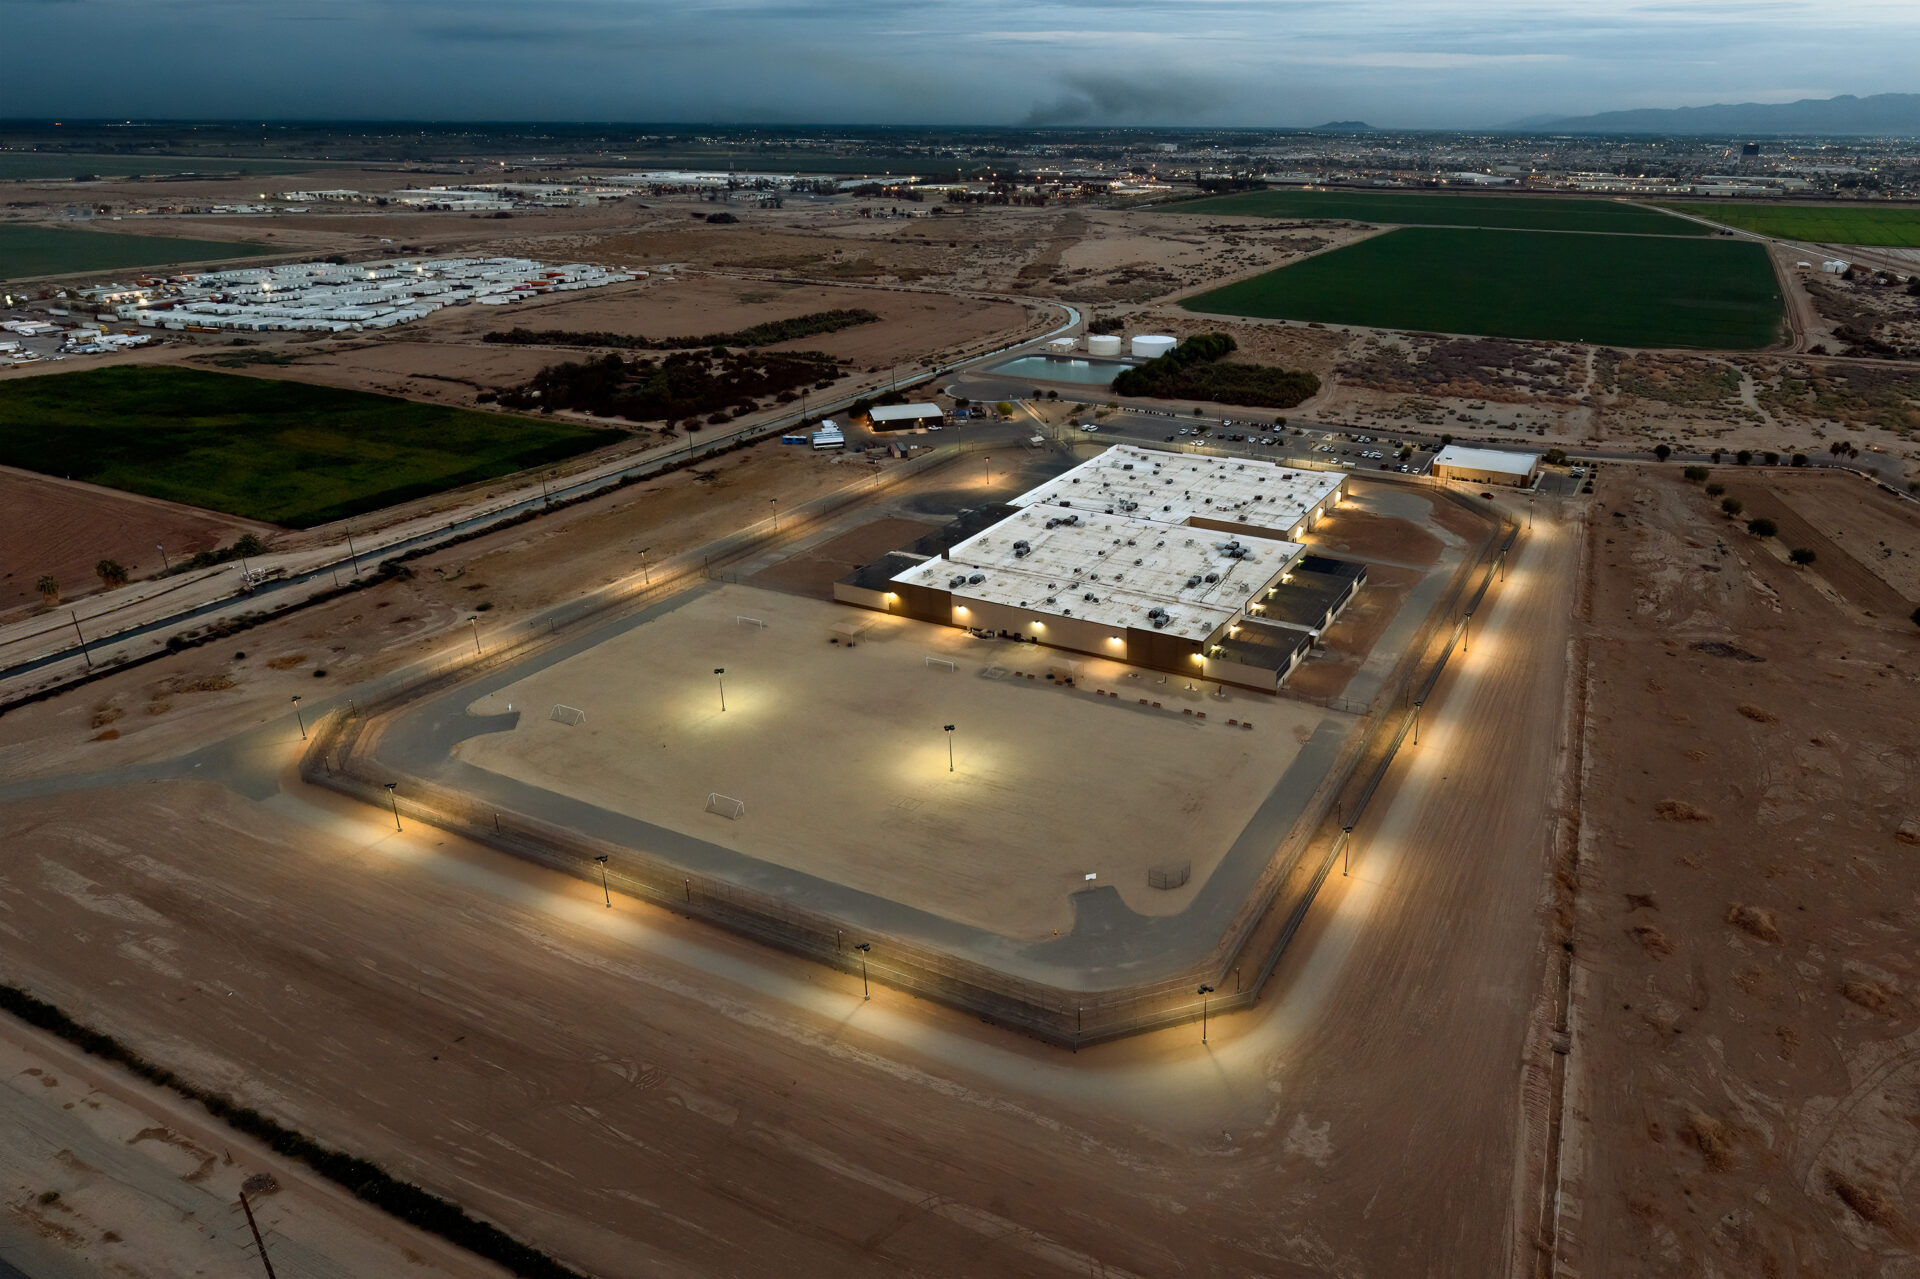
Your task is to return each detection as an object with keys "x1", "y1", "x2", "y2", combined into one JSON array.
[
  {"x1": 1431, "y1": 445, "x2": 1540, "y2": 488},
  {"x1": 868, "y1": 403, "x2": 946, "y2": 431}
]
